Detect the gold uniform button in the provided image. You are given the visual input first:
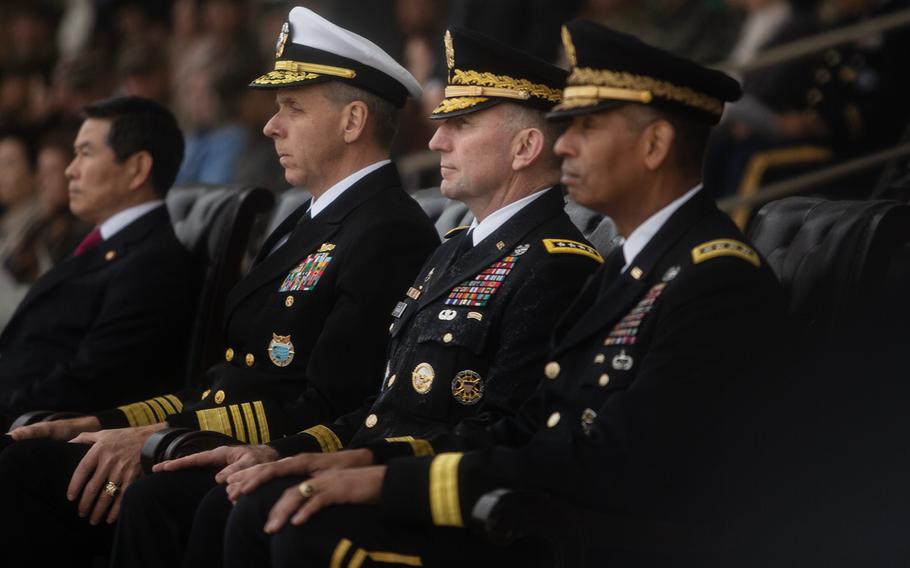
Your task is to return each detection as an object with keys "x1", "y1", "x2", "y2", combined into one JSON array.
[
  {"x1": 245, "y1": 353, "x2": 255, "y2": 367},
  {"x1": 214, "y1": 390, "x2": 225, "y2": 404},
  {"x1": 544, "y1": 361, "x2": 560, "y2": 380},
  {"x1": 598, "y1": 373, "x2": 610, "y2": 387},
  {"x1": 365, "y1": 414, "x2": 378, "y2": 428},
  {"x1": 594, "y1": 353, "x2": 605, "y2": 364},
  {"x1": 387, "y1": 374, "x2": 396, "y2": 387},
  {"x1": 104, "y1": 250, "x2": 117, "y2": 261},
  {"x1": 442, "y1": 332, "x2": 454, "y2": 344},
  {"x1": 547, "y1": 412, "x2": 561, "y2": 428},
  {"x1": 285, "y1": 295, "x2": 294, "y2": 308},
  {"x1": 225, "y1": 348, "x2": 234, "y2": 362}
]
